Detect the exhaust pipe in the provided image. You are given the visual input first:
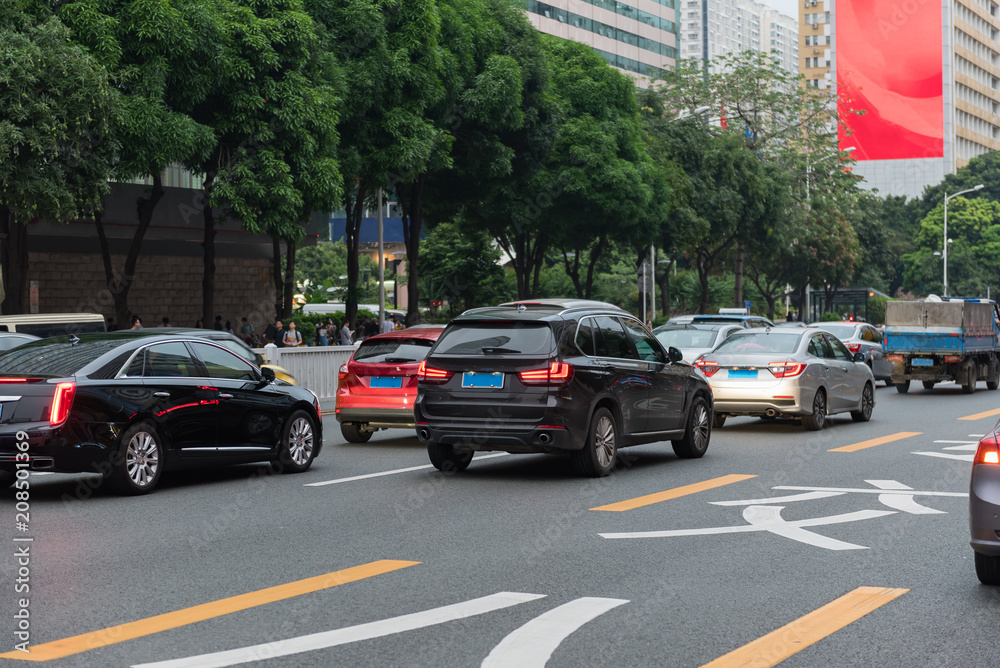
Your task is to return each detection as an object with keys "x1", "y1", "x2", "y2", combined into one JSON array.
[
  {"x1": 419, "y1": 428, "x2": 430, "y2": 440},
  {"x1": 765, "y1": 409, "x2": 778, "y2": 418},
  {"x1": 538, "y1": 432, "x2": 551, "y2": 444}
]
